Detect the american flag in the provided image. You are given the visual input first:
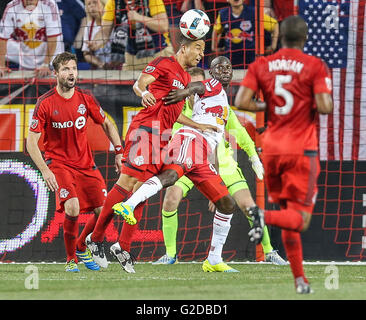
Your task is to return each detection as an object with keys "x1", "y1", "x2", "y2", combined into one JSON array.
[{"x1": 300, "y1": 0, "x2": 366, "y2": 160}]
